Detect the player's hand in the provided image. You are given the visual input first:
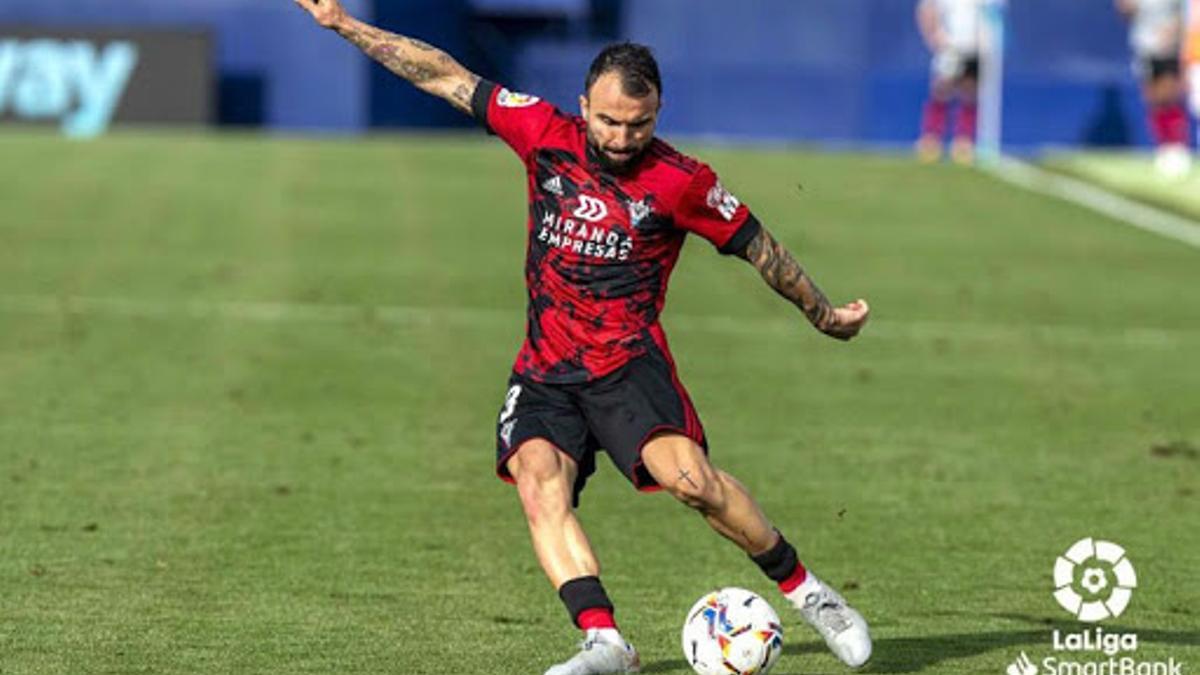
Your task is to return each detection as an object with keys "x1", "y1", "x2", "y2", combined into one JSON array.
[
  {"x1": 293, "y1": 0, "x2": 347, "y2": 30},
  {"x1": 822, "y1": 299, "x2": 870, "y2": 341}
]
